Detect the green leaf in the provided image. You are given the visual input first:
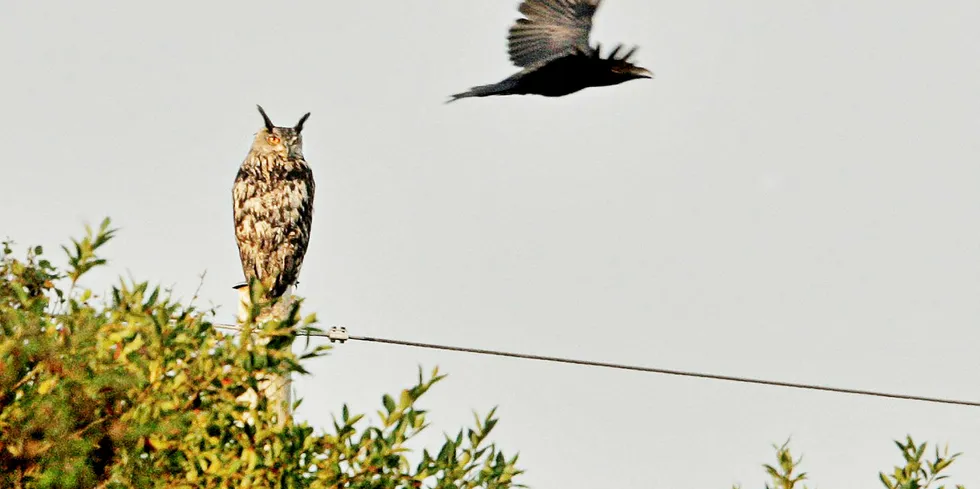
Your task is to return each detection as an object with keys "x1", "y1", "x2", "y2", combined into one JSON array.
[
  {"x1": 122, "y1": 334, "x2": 144, "y2": 356},
  {"x1": 399, "y1": 389, "x2": 412, "y2": 410},
  {"x1": 383, "y1": 394, "x2": 396, "y2": 414},
  {"x1": 36, "y1": 377, "x2": 58, "y2": 395}
]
